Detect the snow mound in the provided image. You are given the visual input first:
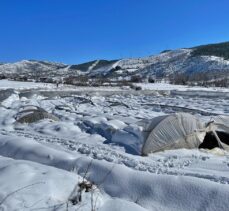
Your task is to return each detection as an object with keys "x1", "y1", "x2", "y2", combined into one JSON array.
[
  {"x1": 16, "y1": 106, "x2": 59, "y2": 123},
  {"x1": 0, "y1": 156, "x2": 81, "y2": 210}
]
